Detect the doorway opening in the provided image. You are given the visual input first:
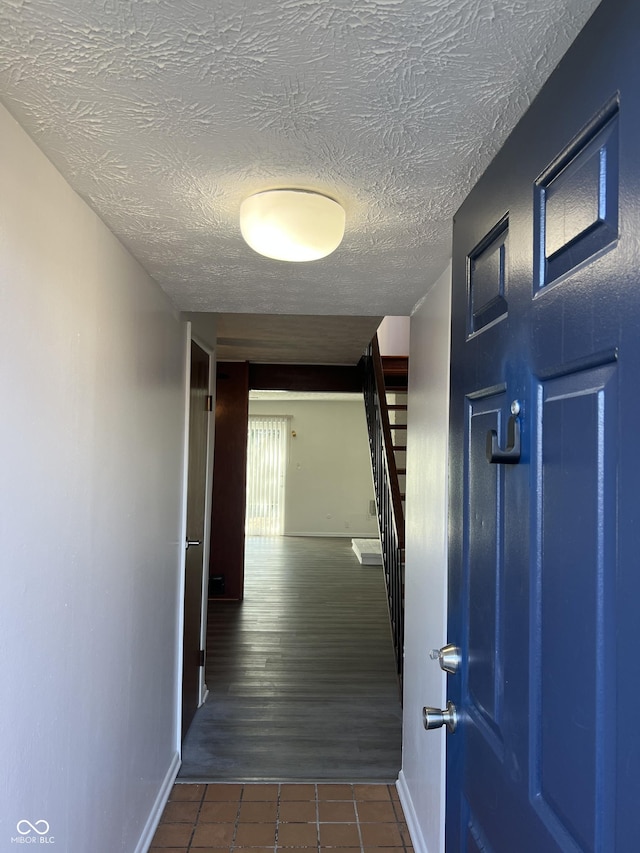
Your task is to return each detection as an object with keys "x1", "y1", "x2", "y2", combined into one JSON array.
[{"x1": 179, "y1": 388, "x2": 402, "y2": 781}]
